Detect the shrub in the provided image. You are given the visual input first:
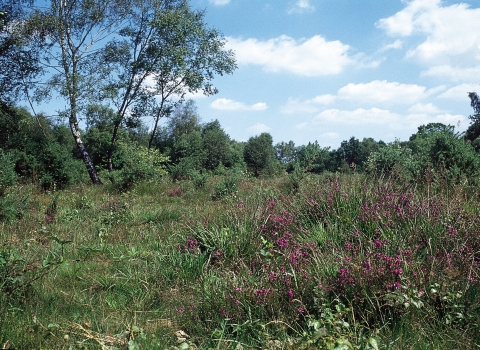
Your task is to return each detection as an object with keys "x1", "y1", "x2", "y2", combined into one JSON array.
[
  {"x1": 365, "y1": 142, "x2": 419, "y2": 181},
  {"x1": 109, "y1": 141, "x2": 169, "y2": 190},
  {"x1": 0, "y1": 149, "x2": 18, "y2": 195}
]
